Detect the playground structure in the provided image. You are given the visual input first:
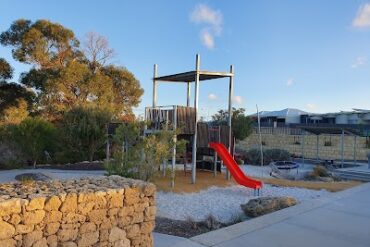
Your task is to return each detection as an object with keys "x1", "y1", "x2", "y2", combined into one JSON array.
[{"x1": 144, "y1": 54, "x2": 263, "y2": 191}]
